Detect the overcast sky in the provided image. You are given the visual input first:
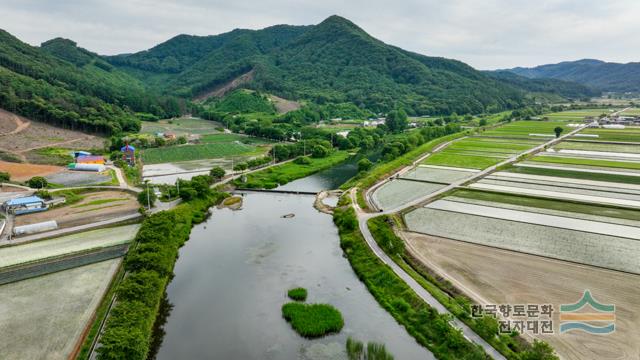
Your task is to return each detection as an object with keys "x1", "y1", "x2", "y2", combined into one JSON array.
[{"x1": 1, "y1": 0, "x2": 638, "y2": 69}]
